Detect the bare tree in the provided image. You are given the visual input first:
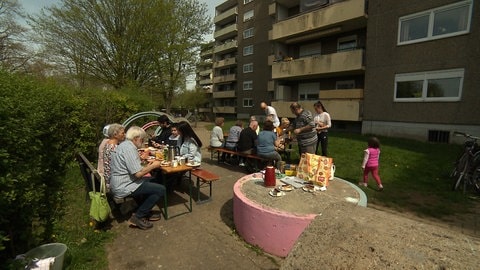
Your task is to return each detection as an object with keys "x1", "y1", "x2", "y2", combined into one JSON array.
[{"x1": 0, "y1": 0, "x2": 30, "y2": 71}]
